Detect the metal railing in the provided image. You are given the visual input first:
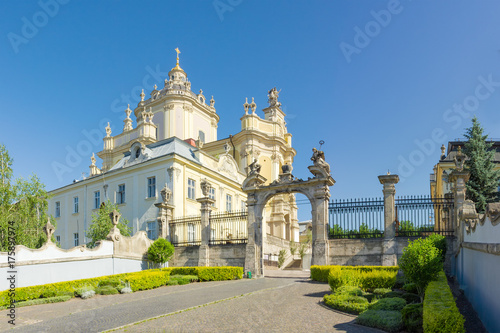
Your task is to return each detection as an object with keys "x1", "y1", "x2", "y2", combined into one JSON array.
[
  {"x1": 170, "y1": 215, "x2": 202, "y2": 246},
  {"x1": 328, "y1": 198, "x2": 384, "y2": 239},
  {"x1": 209, "y1": 210, "x2": 248, "y2": 245},
  {"x1": 395, "y1": 195, "x2": 454, "y2": 237}
]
